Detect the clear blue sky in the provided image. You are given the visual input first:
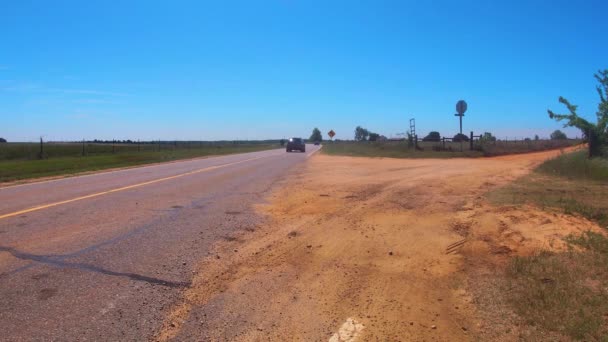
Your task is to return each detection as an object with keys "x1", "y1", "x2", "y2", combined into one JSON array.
[{"x1": 1, "y1": 0, "x2": 607, "y2": 141}]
